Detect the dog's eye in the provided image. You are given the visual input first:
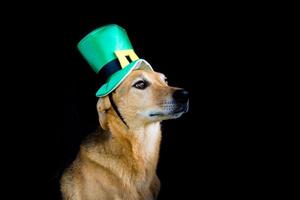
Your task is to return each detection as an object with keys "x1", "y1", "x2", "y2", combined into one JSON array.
[{"x1": 133, "y1": 80, "x2": 148, "y2": 90}]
